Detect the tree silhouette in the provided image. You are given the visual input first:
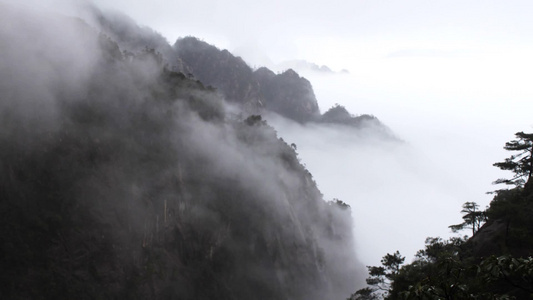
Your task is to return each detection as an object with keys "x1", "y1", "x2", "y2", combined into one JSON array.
[
  {"x1": 449, "y1": 202, "x2": 486, "y2": 236},
  {"x1": 349, "y1": 251, "x2": 405, "y2": 299},
  {"x1": 493, "y1": 131, "x2": 533, "y2": 188}
]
